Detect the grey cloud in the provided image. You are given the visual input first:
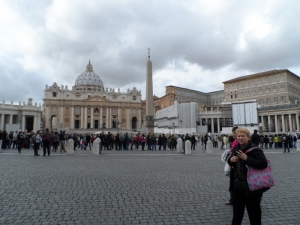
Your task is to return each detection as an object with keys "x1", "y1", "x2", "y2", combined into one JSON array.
[{"x1": 2, "y1": 0, "x2": 300, "y2": 103}]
